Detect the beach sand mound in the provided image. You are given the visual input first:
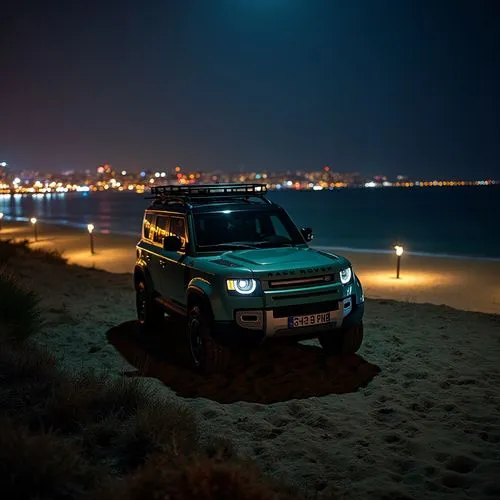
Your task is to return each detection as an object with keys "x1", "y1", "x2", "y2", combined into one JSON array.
[{"x1": 8, "y1": 249, "x2": 500, "y2": 499}]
